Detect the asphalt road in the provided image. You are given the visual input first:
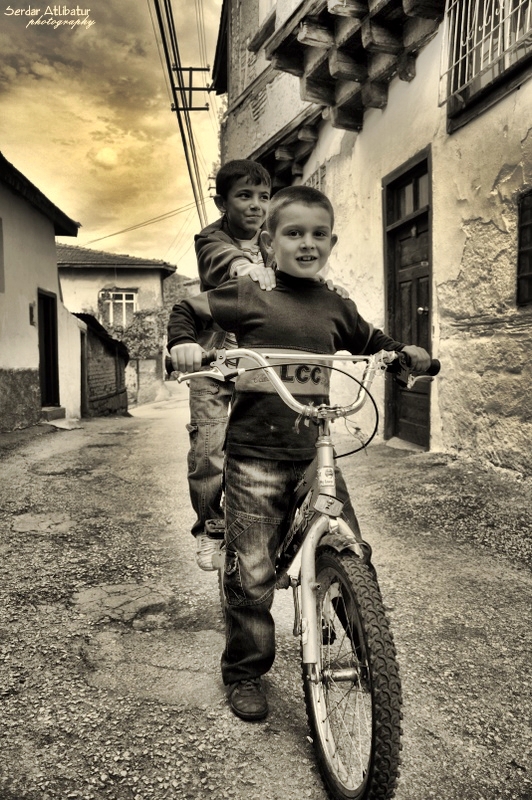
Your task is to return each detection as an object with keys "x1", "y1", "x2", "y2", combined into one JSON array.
[{"x1": 0, "y1": 383, "x2": 530, "y2": 800}]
